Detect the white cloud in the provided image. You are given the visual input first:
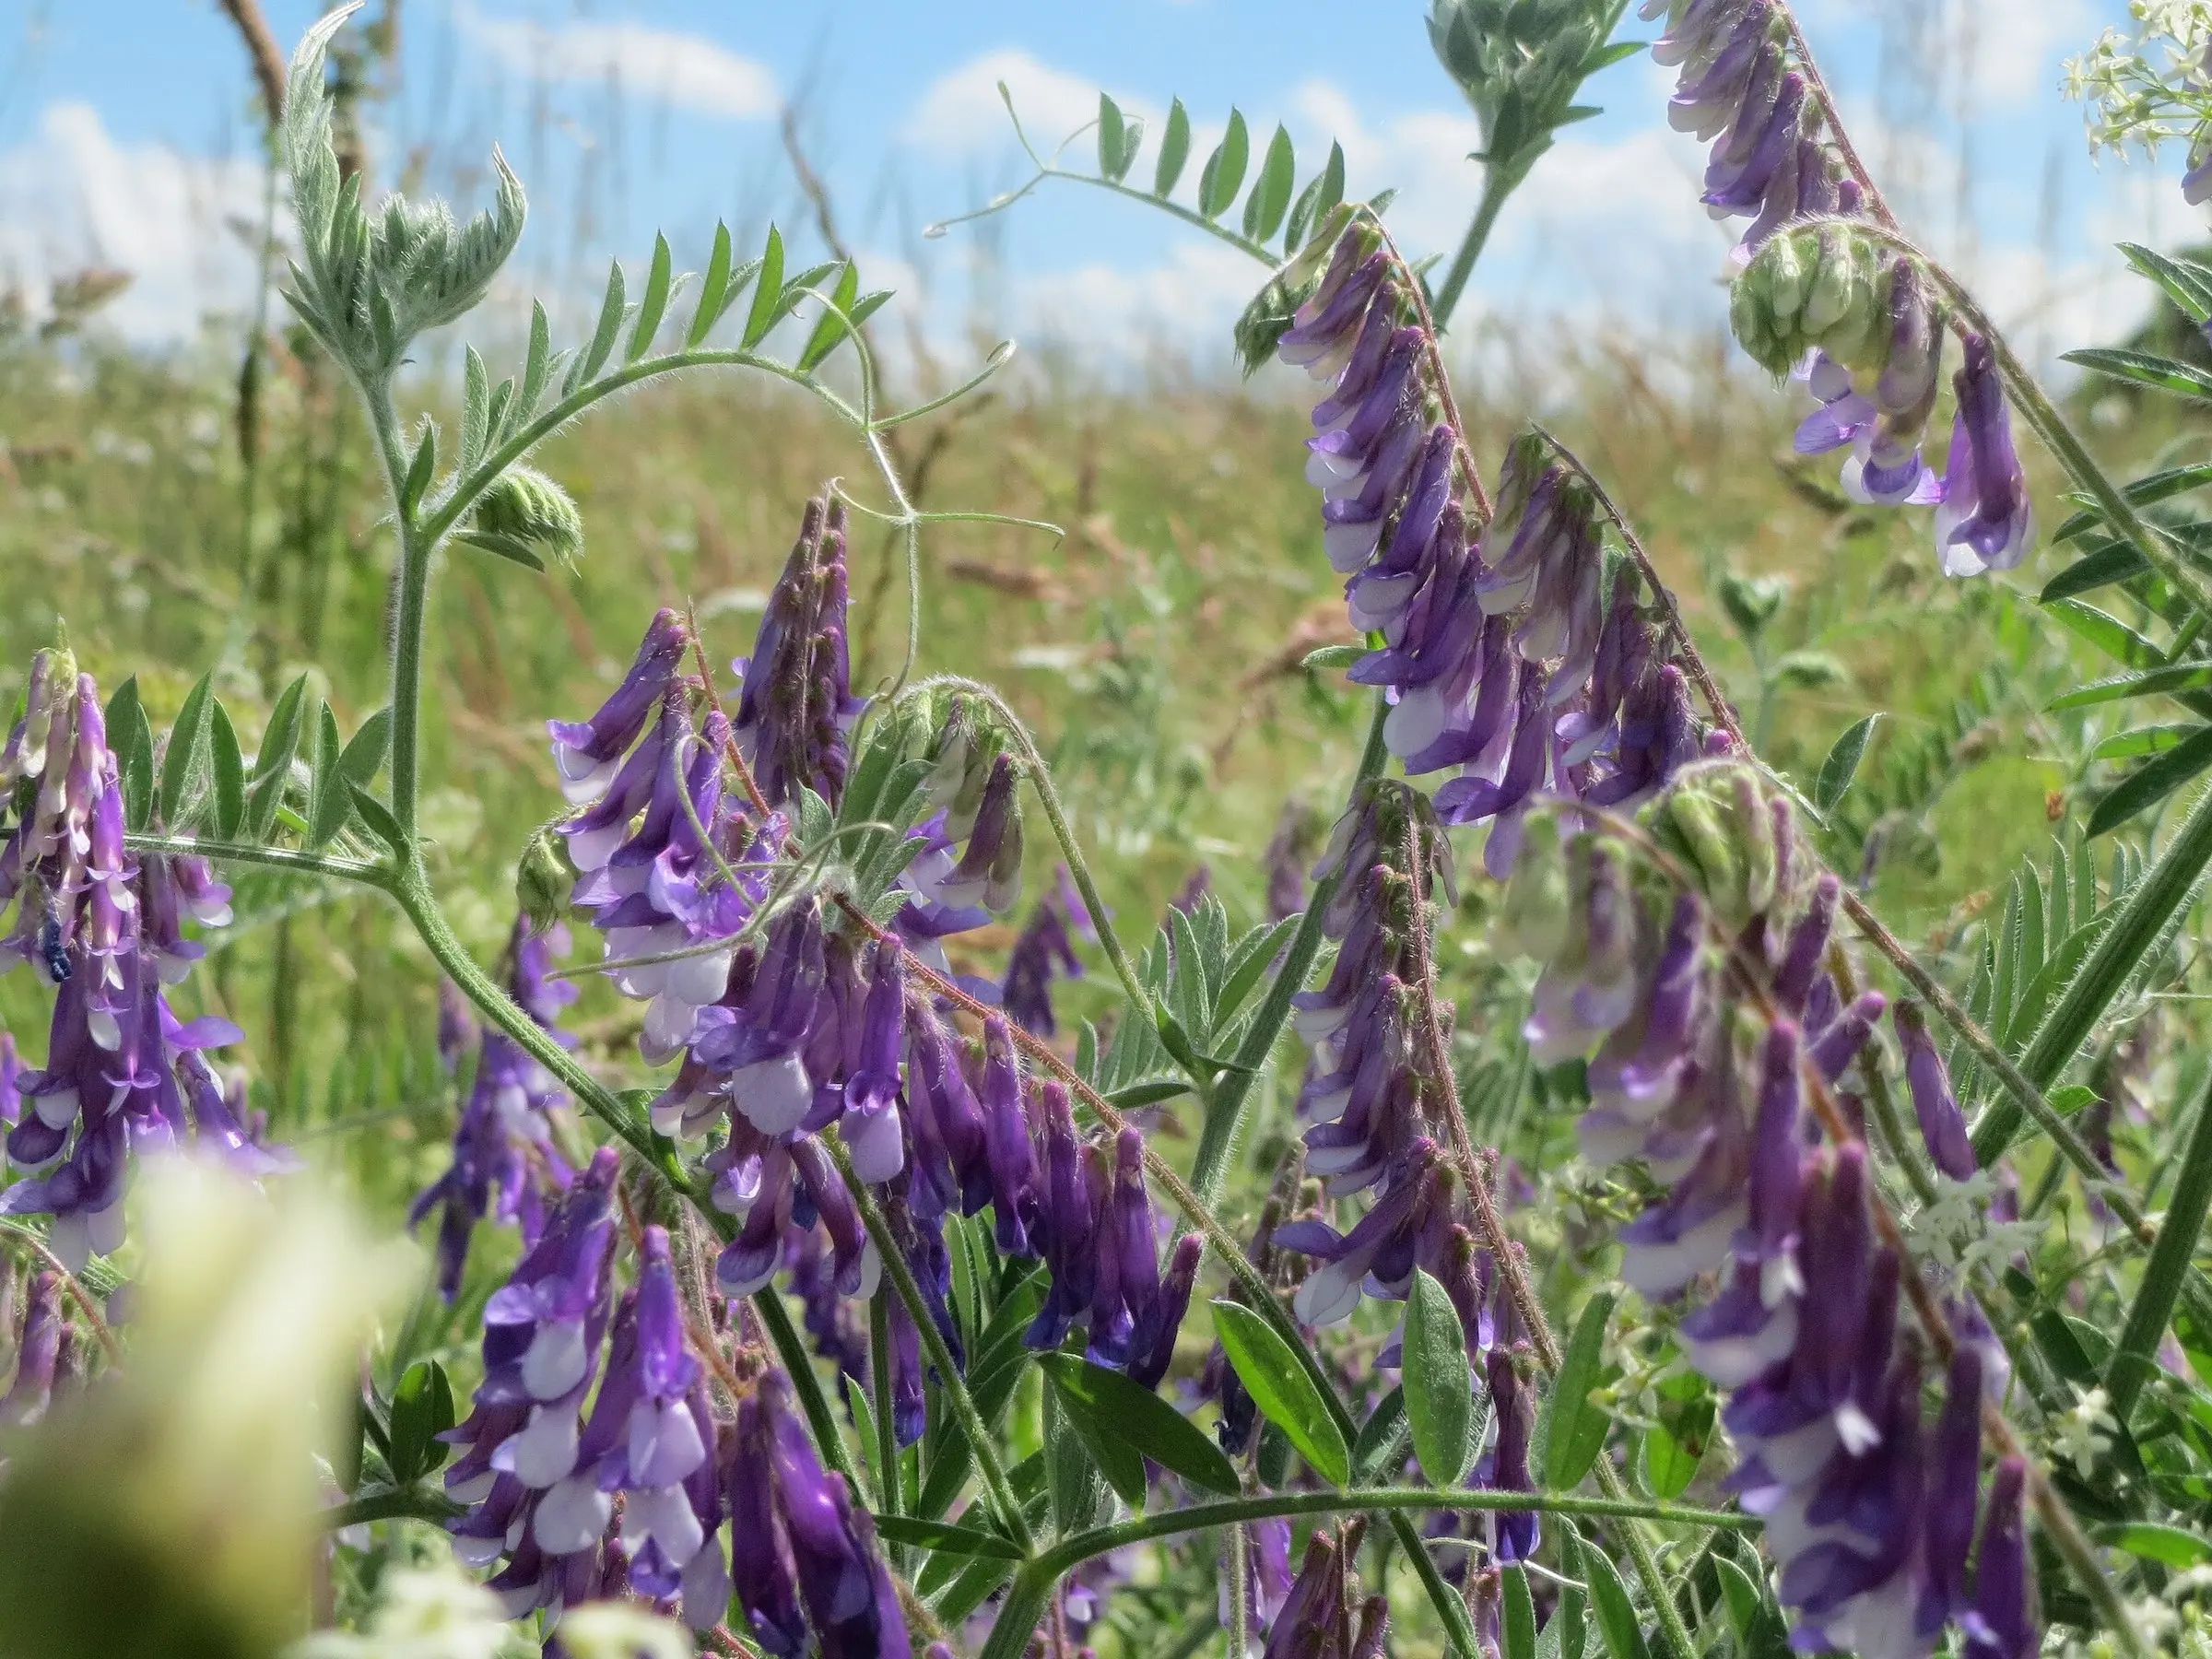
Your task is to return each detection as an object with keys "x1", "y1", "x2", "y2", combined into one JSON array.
[
  {"x1": 902, "y1": 48, "x2": 1148, "y2": 156},
  {"x1": 0, "y1": 102, "x2": 265, "y2": 347},
  {"x1": 460, "y1": 7, "x2": 777, "y2": 121}
]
